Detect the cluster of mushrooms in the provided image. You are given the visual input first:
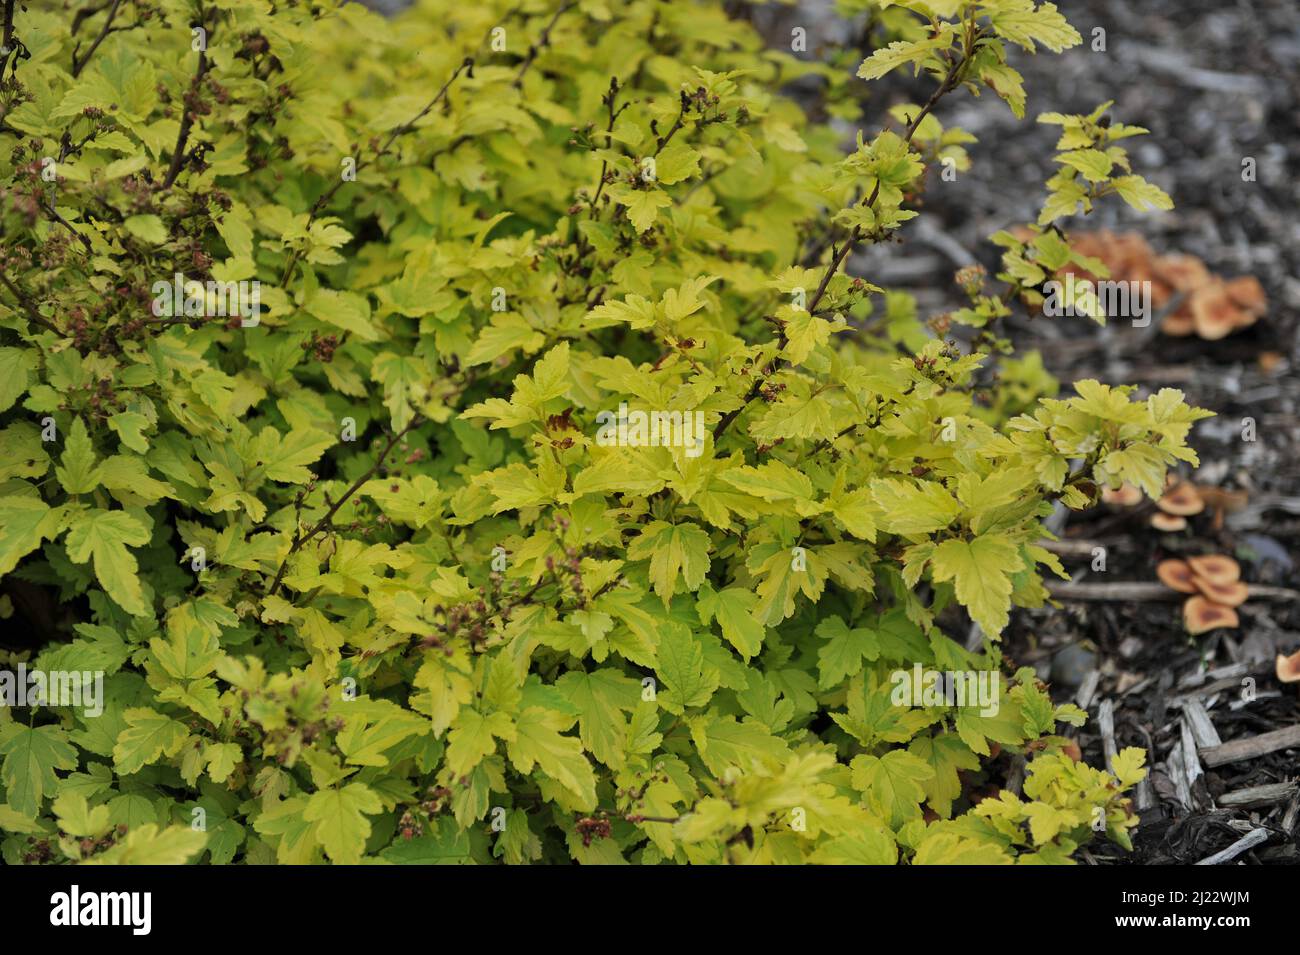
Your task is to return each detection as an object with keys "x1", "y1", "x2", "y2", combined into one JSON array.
[
  {"x1": 1065, "y1": 230, "x2": 1267, "y2": 339},
  {"x1": 1156, "y1": 555, "x2": 1247, "y2": 634},
  {"x1": 1102, "y1": 478, "x2": 1245, "y2": 533}
]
